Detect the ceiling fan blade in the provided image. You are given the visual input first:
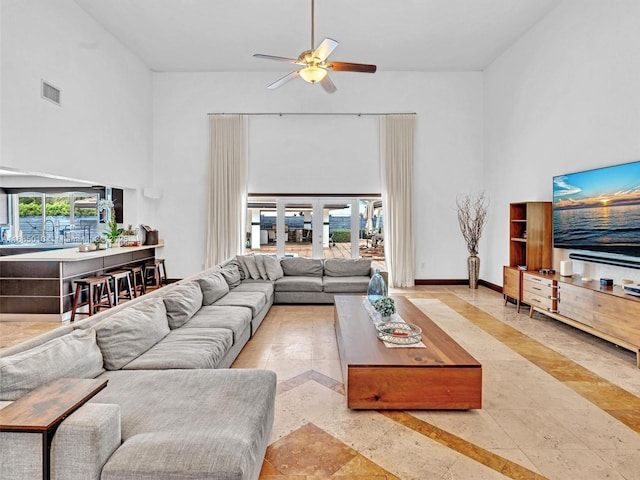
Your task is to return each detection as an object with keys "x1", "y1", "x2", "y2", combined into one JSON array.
[
  {"x1": 320, "y1": 75, "x2": 337, "y2": 94},
  {"x1": 327, "y1": 61, "x2": 377, "y2": 73},
  {"x1": 254, "y1": 54, "x2": 302, "y2": 64},
  {"x1": 267, "y1": 70, "x2": 300, "y2": 89},
  {"x1": 313, "y1": 38, "x2": 338, "y2": 62}
]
